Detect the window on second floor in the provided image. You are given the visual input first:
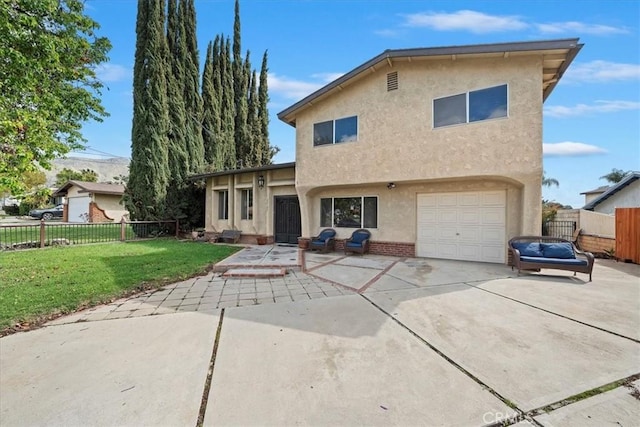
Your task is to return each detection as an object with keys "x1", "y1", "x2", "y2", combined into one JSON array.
[
  {"x1": 241, "y1": 189, "x2": 253, "y2": 220},
  {"x1": 218, "y1": 190, "x2": 228, "y2": 220},
  {"x1": 433, "y1": 84, "x2": 508, "y2": 128},
  {"x1": 313, "y1": 116, "x2": 358, "y2": 146}
]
